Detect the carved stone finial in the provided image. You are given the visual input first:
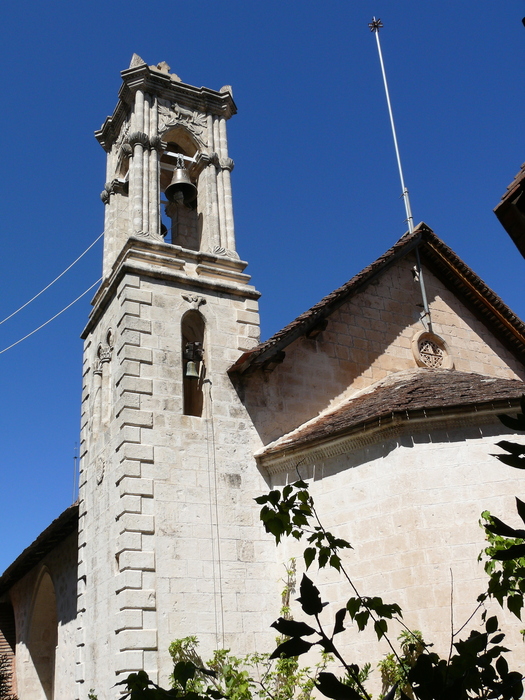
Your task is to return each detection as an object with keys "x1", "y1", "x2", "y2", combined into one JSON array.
[
  {"x1": 220, "y1": 85, "x2": 233, "y2": 97},
  {"x1": 182, "y1": 294, "x2": 207, "y2": 310},
  {"x1": 156, "y1": 61, "x2": 171, "y2": 74},
  {"x1": 129, "y1": 53, "x2": 146, "y2": 68}
]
